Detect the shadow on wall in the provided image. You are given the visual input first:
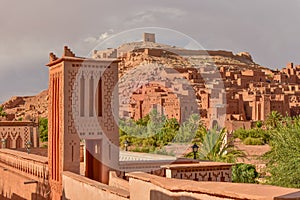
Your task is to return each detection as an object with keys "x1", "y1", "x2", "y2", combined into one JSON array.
[
  {"x1": 31, "y1": 193, "x2": 49, "y2": 200},
  {"x1": 150, "y1": 190, "x2": 197, "y2": 200},
  {"x1": 274, "y1": 191, "x2": 300, "y2": 200},
  {"x1": 62, "y1": 190, "x2": 70, "y2": 200},
  {"x1": 0, "y1": 192, "x2": 48, "y2": 200},
  {"x1": 0, "y1": 193, "x2": 26, "y2": 200}
]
